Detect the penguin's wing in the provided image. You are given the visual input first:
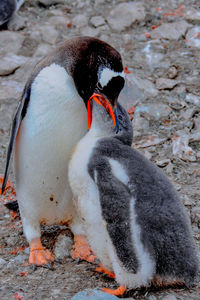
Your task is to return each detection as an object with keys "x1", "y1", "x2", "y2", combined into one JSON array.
[
  {"x1": 88, "y1": 156, "x2": 139, "y2": 273},
  {"x1": 1, "y1": 87, "x2": 30, "y2": 194}
]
